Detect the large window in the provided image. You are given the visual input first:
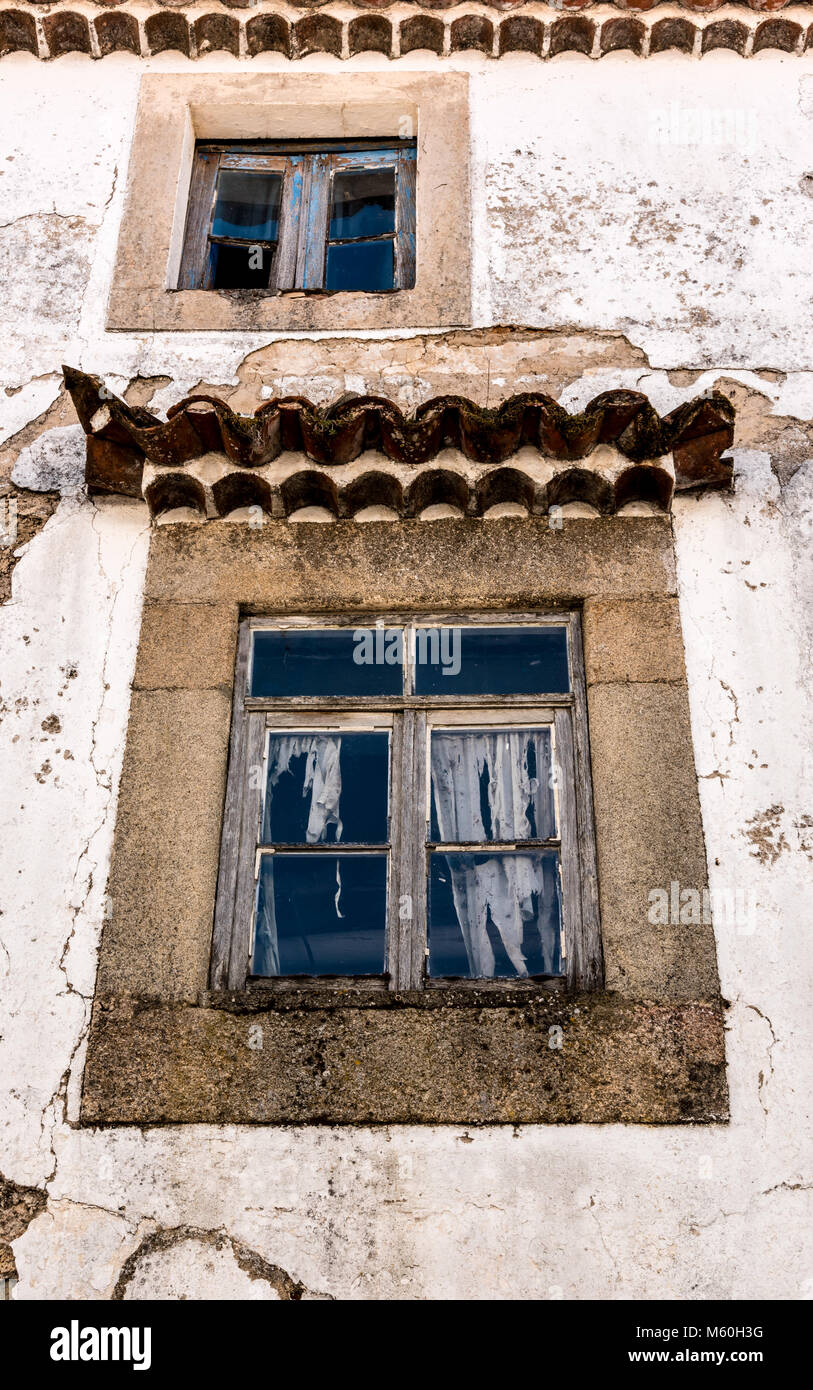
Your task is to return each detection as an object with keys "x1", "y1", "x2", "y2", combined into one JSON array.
[
  {"x1": 212, "y1": 615, "x2": 602, "y2": 993},
  {"x1": 179, "y1": 139, "x2": 416, "y2": 294}
]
